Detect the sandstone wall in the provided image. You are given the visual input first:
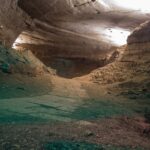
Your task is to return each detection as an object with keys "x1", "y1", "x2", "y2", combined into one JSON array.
[
  {"x1": 91, "y1": 21, "x2": 150, "y2": 84},
  {"x1": 124, "y1": 21, "x2": 150, "y2": 62},
  {"x1": 127, "y1": 21, "x2": 150, "y2": 44},
  {"x1": 0, "y1": 0, "x2": 32, "y2": 47},
  {"x1": 18, "y1": 0, "x2": 105, "y2": 20},
  {"x1": 122, "y1": 43, "x2": 150, "y2": 63}
]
